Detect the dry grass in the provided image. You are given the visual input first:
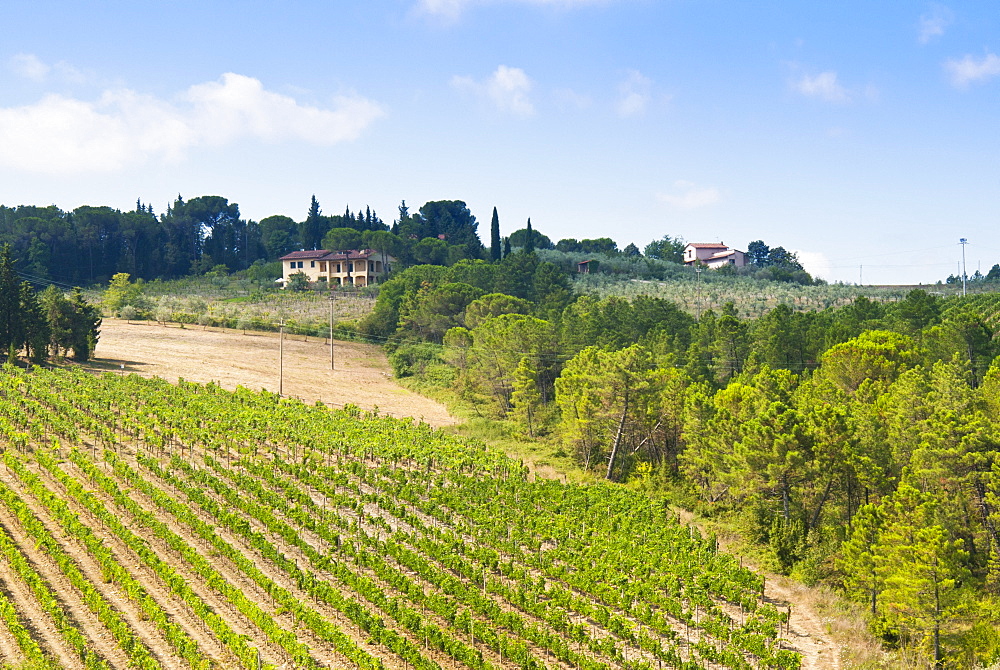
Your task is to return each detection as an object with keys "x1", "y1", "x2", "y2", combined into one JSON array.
[{"x1": 86, "y1": 319, "x2": 456, "y2": 427}]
